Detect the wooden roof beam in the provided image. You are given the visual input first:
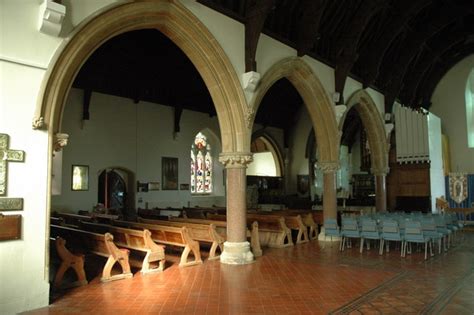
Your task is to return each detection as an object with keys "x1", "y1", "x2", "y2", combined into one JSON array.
[
  {"x1": 357, "y1": 0, "x2": 431, "y2": 88},
  {"x1": 245, "y1": 0, "x2": 275, "y2": 72},
  {"x1": 296, "y1": 0, "x2": 327, "y2": 57},
  {"x1": 382, "y1": 3, "x2": 473, "y2": 112},
  {"x1": 402, "y1": 26, "x2": 472, "y2": 105},
  {"x1": 417, "y1": 43, "x2": 474, "y2": 108},
  {"x1": 334, "y1": 0, "x2": 386, "y2": 104}
]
